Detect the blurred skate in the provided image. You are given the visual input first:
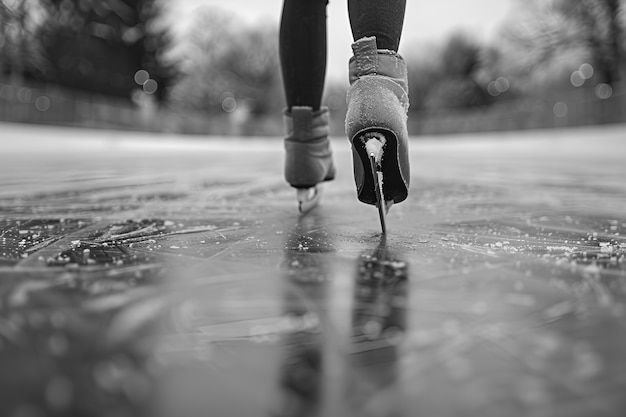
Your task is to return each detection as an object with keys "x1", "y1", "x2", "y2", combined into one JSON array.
[
  {"x1": 296, "y1": 185, "x2": 323, "y2": 214},
  {"x1": 284, "y1": 106, "x2": 335, "y2": 214}
]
